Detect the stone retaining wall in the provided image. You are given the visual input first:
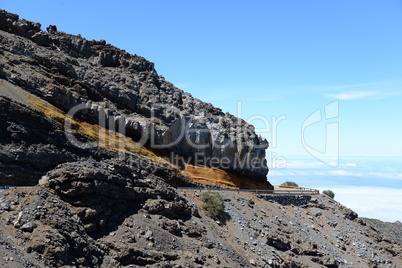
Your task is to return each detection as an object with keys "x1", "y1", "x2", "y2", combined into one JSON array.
[{"x1": 257, "y1": 195, "x2": 312, "y2": 206}]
